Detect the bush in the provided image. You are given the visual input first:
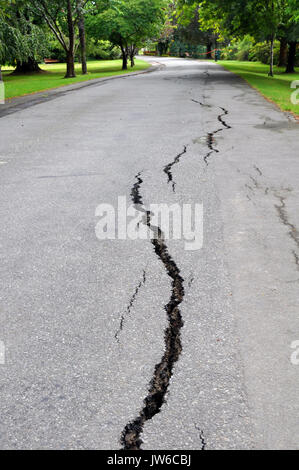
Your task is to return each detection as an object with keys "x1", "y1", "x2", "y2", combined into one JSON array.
[
  {"x1": 249, "y1": 41, "x2": 280, "y2": 64},
  {"x1": 236, "y1": 36, "x2": 254, "y2": 61},
  {"x1": 221, "y1": 43, "x2": 239, "y2": 60},
  {"x1": 221, "y1": 36, "x2": 253, "y2": 61},
  {"x1": 47, "y1": 38, "x2": 66, "y2": 62},
  {"x1": 86, "y1": 40, "x2": 121, "y2": 61},
  {"x1": 221, "y1": 37, "x2": 281, "y2": 65}
]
